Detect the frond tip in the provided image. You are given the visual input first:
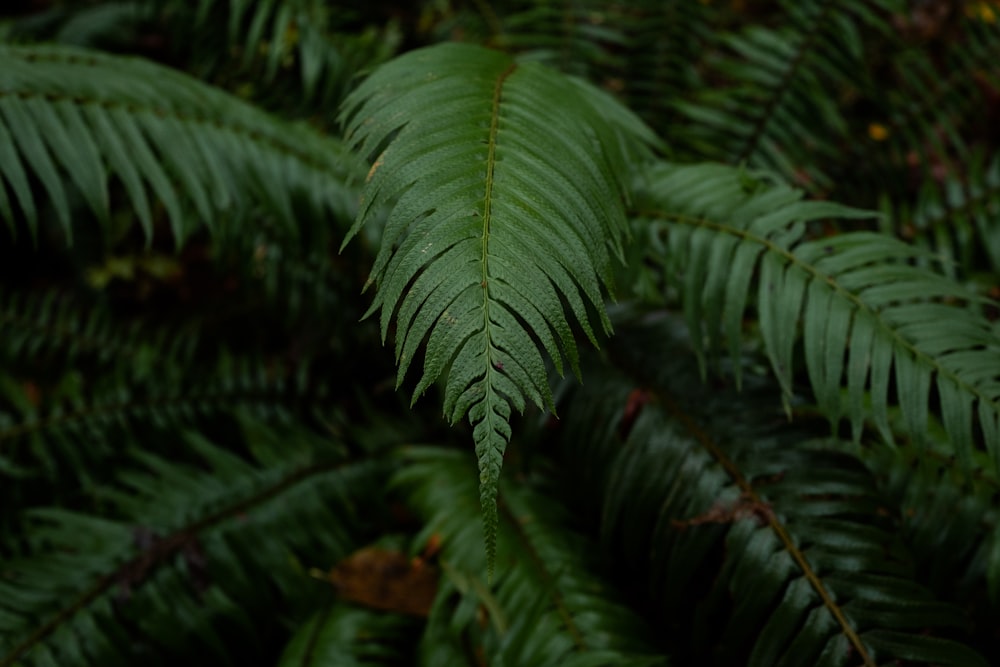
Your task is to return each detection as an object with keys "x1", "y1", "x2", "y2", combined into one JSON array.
[{"x1": 339, "y1": 42, "x2": 653, "y2": 573}]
